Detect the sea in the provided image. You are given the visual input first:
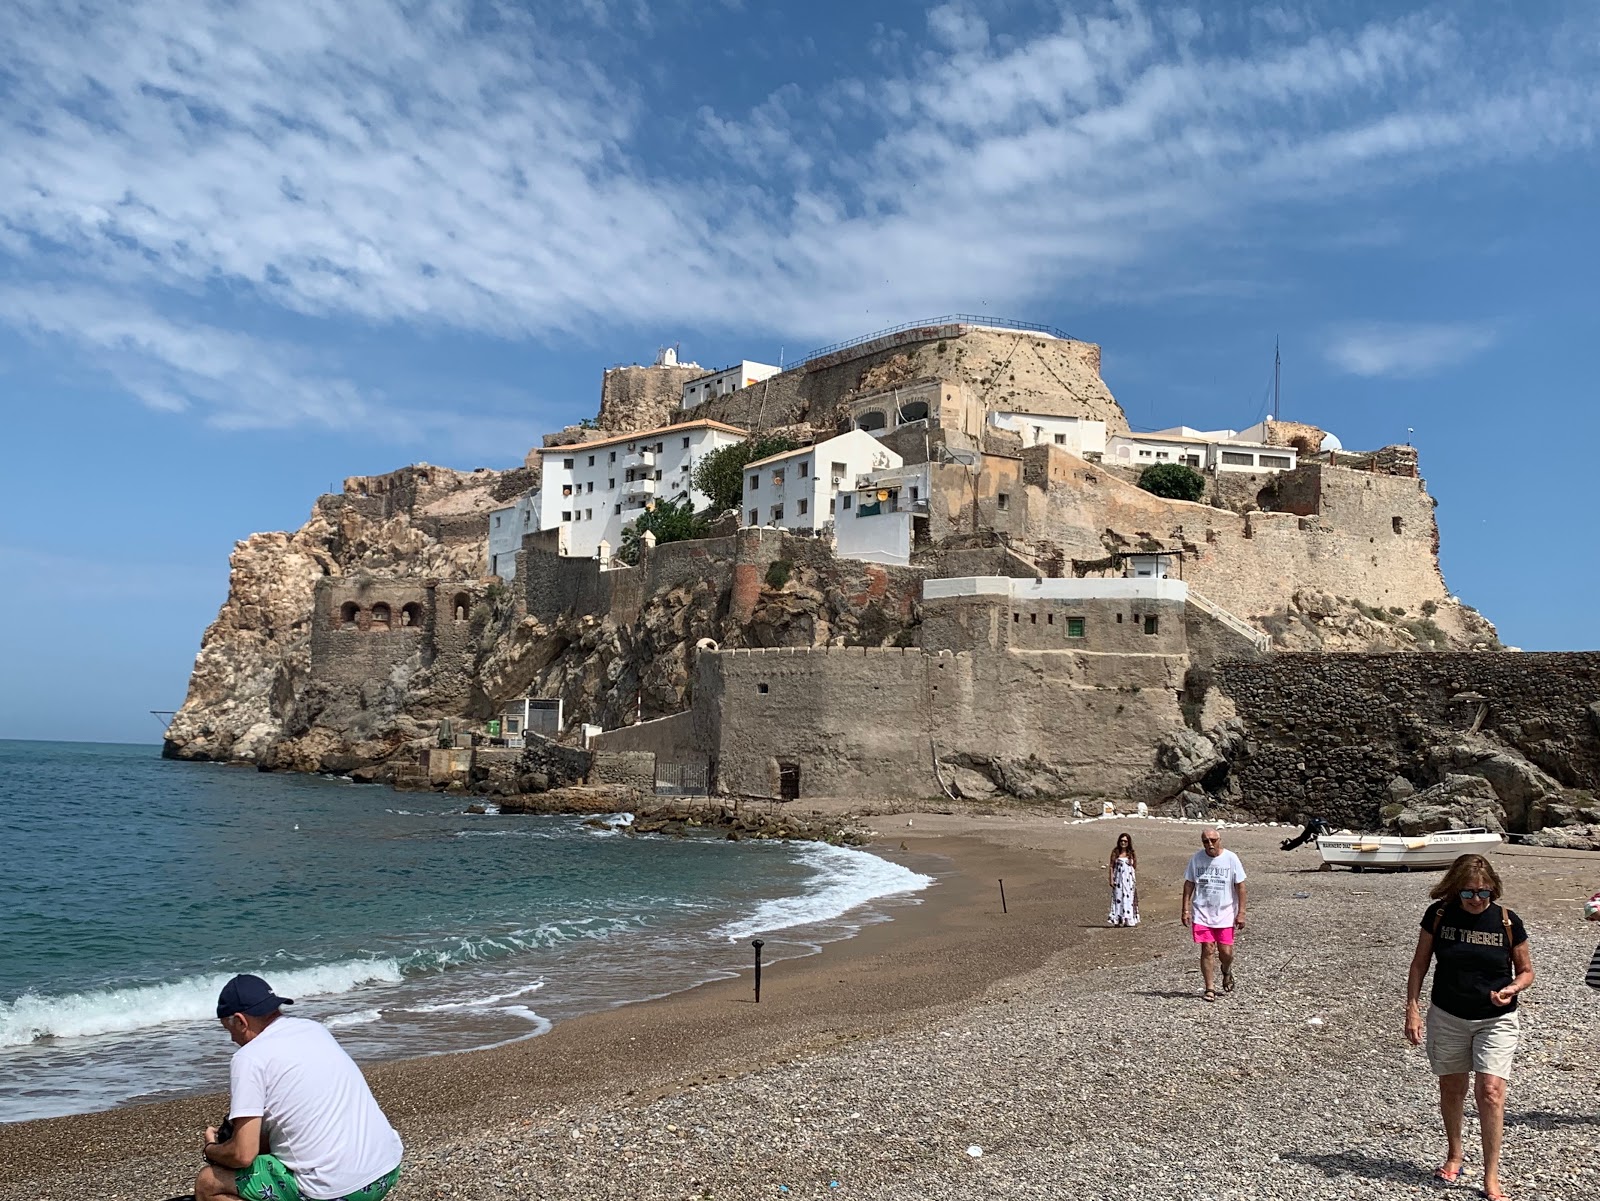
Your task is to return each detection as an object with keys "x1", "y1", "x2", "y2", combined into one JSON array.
[{"x1": 0, "y1": 740, "x2": 934, "y2": 1124}]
